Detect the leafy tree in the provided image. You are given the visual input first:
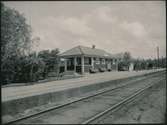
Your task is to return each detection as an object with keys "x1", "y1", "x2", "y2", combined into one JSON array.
[
  {"x1": 50, "y1": 48, "x2": 60, "y2": 73},
  {"x1": 26, "y1": 52, "x2": 45, "y2": 82},
  {"x1": 160, "y1": 57, "x2": 166, "y2": 68},
  {"x1": 123, "y1": 52, "x2": 131, "y2": 62},
  {"x1": 118, "y1": 52, "x2": 132, "y2": 71},
  {"x1": 38, "y1": 49, "x2": 60, "y2": 77},
  {"x1": 1, "y1": 3, "x2": 61, "y2": 84},
  {"x1": 38, "y1": 50, "x2": 50, "y2": 77},
  {"x1": 11, "y1": 53, "x2": 45, "y2": 83},
  {"x1": 38, "y1": 50, "x2": 50, "y2": 62},
  {"x1": 1, "y1": 3, "x2": 33, "y2": 84},
  {"x1": 1, "y1": 3, "x2": 32, "y2": 59}
]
